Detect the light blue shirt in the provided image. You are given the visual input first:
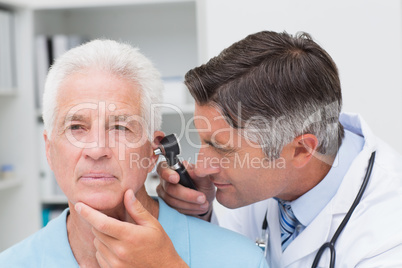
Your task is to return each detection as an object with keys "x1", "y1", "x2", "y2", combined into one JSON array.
[
  {"x1": 0, "y1": 198, "x2": 268, "y2": 268},
  {"x1": 285, "y1": 130, "x2": 365, "y2": 230}
]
